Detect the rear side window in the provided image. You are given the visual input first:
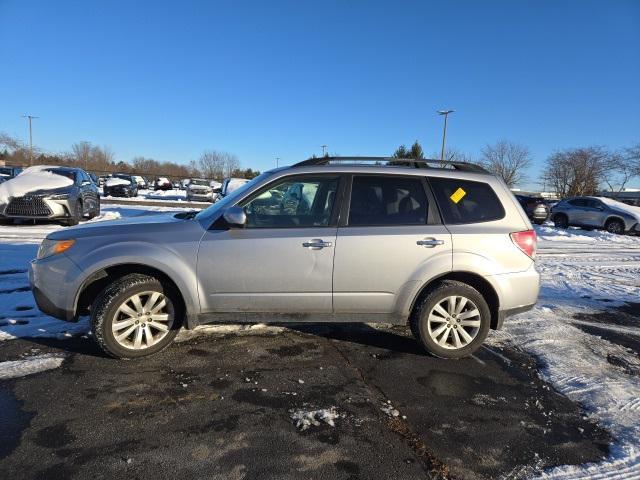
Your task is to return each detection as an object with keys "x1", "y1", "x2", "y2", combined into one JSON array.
[
  {"x1": 348, "y1": 175, "x2": 429, "y2": 226},
  {"x1": 568, "y1": 199, "x2": 588, "y2": 207},
  {"x1": 429, "y1": 178, "x2": 505, "y2": 224}
]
